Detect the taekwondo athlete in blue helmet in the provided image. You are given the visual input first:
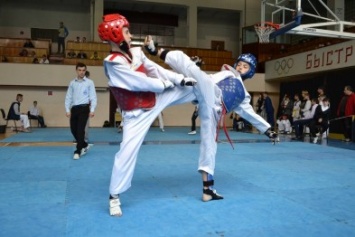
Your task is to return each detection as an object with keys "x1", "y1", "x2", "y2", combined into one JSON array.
[{"x1": 145, "y1": 37, "x2": 278, "y2": 202}]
